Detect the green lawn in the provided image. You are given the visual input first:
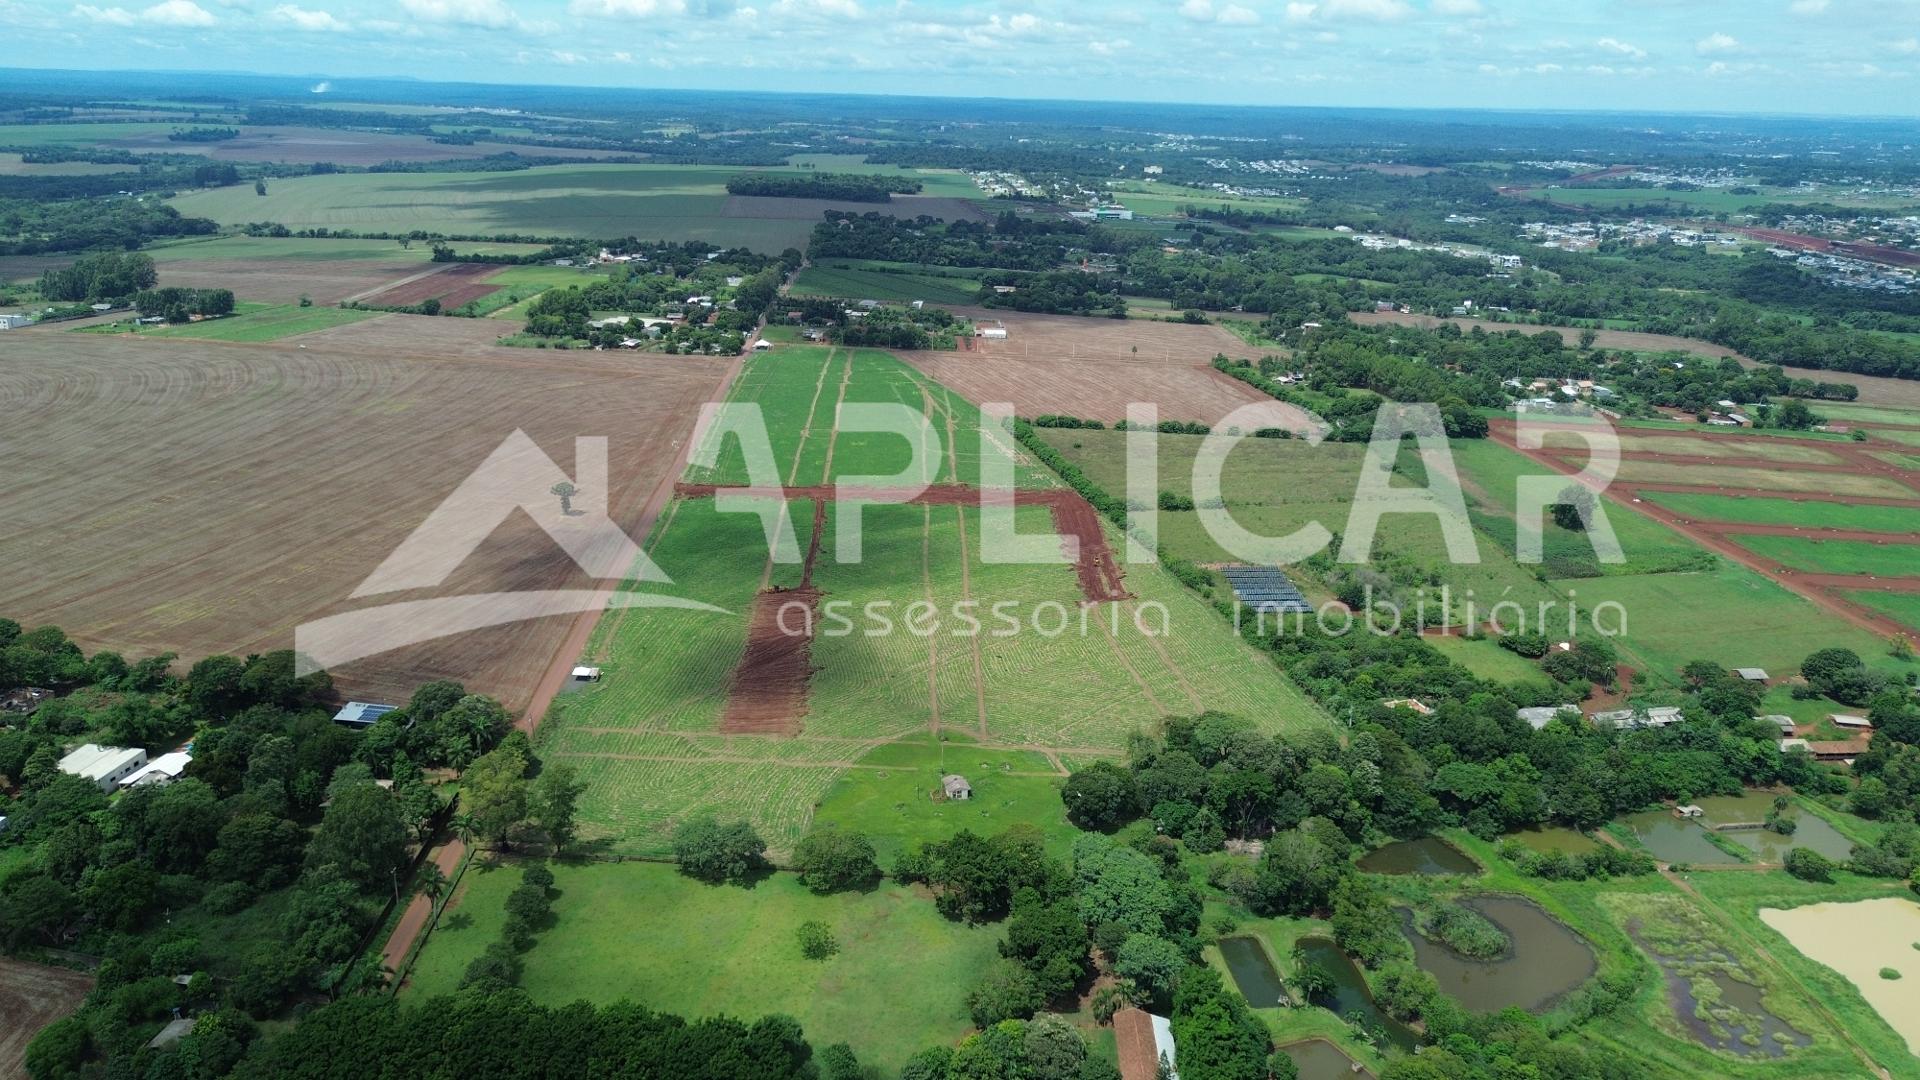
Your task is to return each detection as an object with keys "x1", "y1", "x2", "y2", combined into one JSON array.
[
  {"x1": 1549, "y1": 565, "x2": 1905, "y2": 683},
  {"x1": 1638, "y1": 492, "x2": 1920, "y2": 535},
  {"x1": 810, "y1": 733, "x2": 1074, "y2": 866},
  {"x1": 132, "y1": 303, "x2": 379, "y2": 342},
  {"x1": 405, "y1": 859, "x2": 1001, "y2": 1076},
  {"x1": 1739, "y1": 536, "x2": 1920, "y2": 579},
  {"x1": 1809, "y1": 403, "x2": 1920, "y2": 427},
  {"x1": 1422, "y1": 634, "x2": 1553, "y2": 687}
]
